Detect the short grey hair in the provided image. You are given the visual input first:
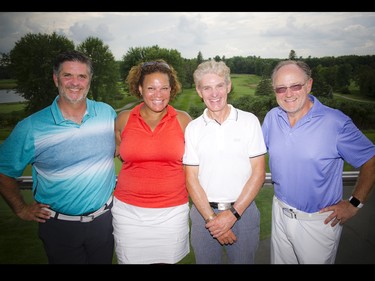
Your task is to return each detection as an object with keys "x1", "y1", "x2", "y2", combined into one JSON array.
[
  {"x1": 193, "y1": 60, "x2": 231, "y2": 88},
  {"x1": 271, "y1": 60, "x2": 312, "y2": 84}
]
